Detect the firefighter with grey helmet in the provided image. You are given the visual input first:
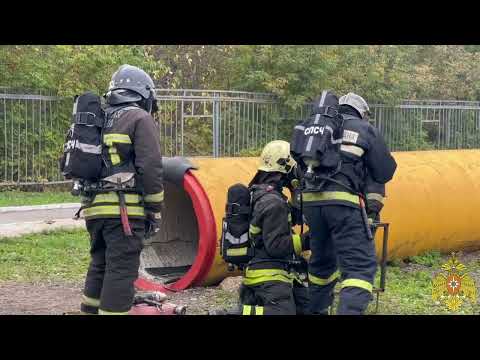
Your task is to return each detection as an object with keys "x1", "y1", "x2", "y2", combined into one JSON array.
[
  {"x1": 79, "y1": 64, "x2": 164, "y2": 315},
  {"x1": 290, "y1": 91, "x2": 396, "y2": 315},
  {"x1": 238, "y1": 140, "x2": 311, "y2": 315}
]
